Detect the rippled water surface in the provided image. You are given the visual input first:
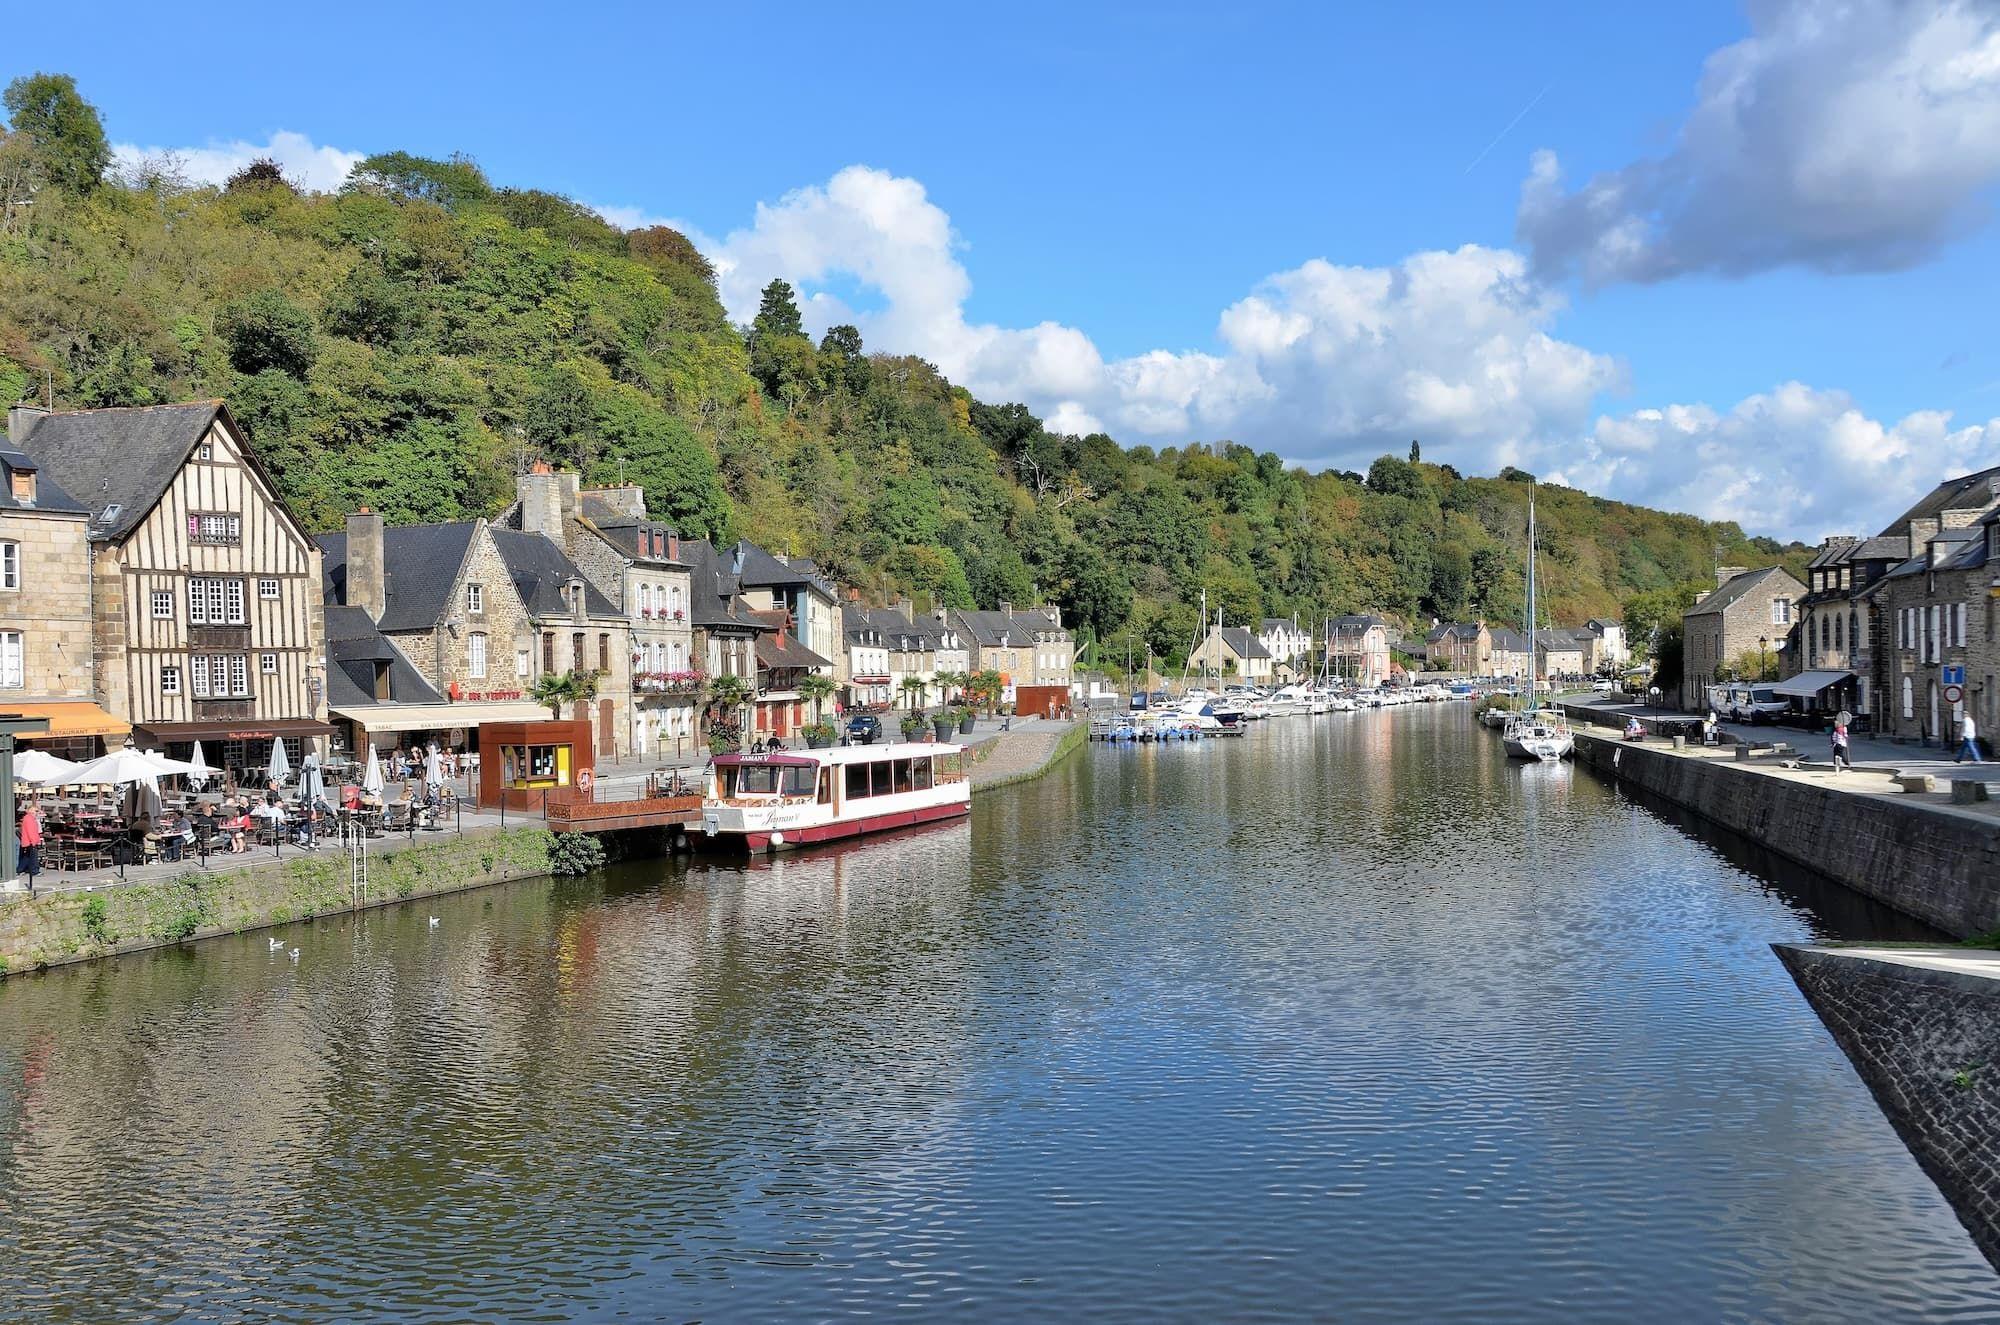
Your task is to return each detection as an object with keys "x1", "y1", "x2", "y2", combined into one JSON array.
[{"x1": 2, "y1": 706, "x2": 1995, "y2": 1321}]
